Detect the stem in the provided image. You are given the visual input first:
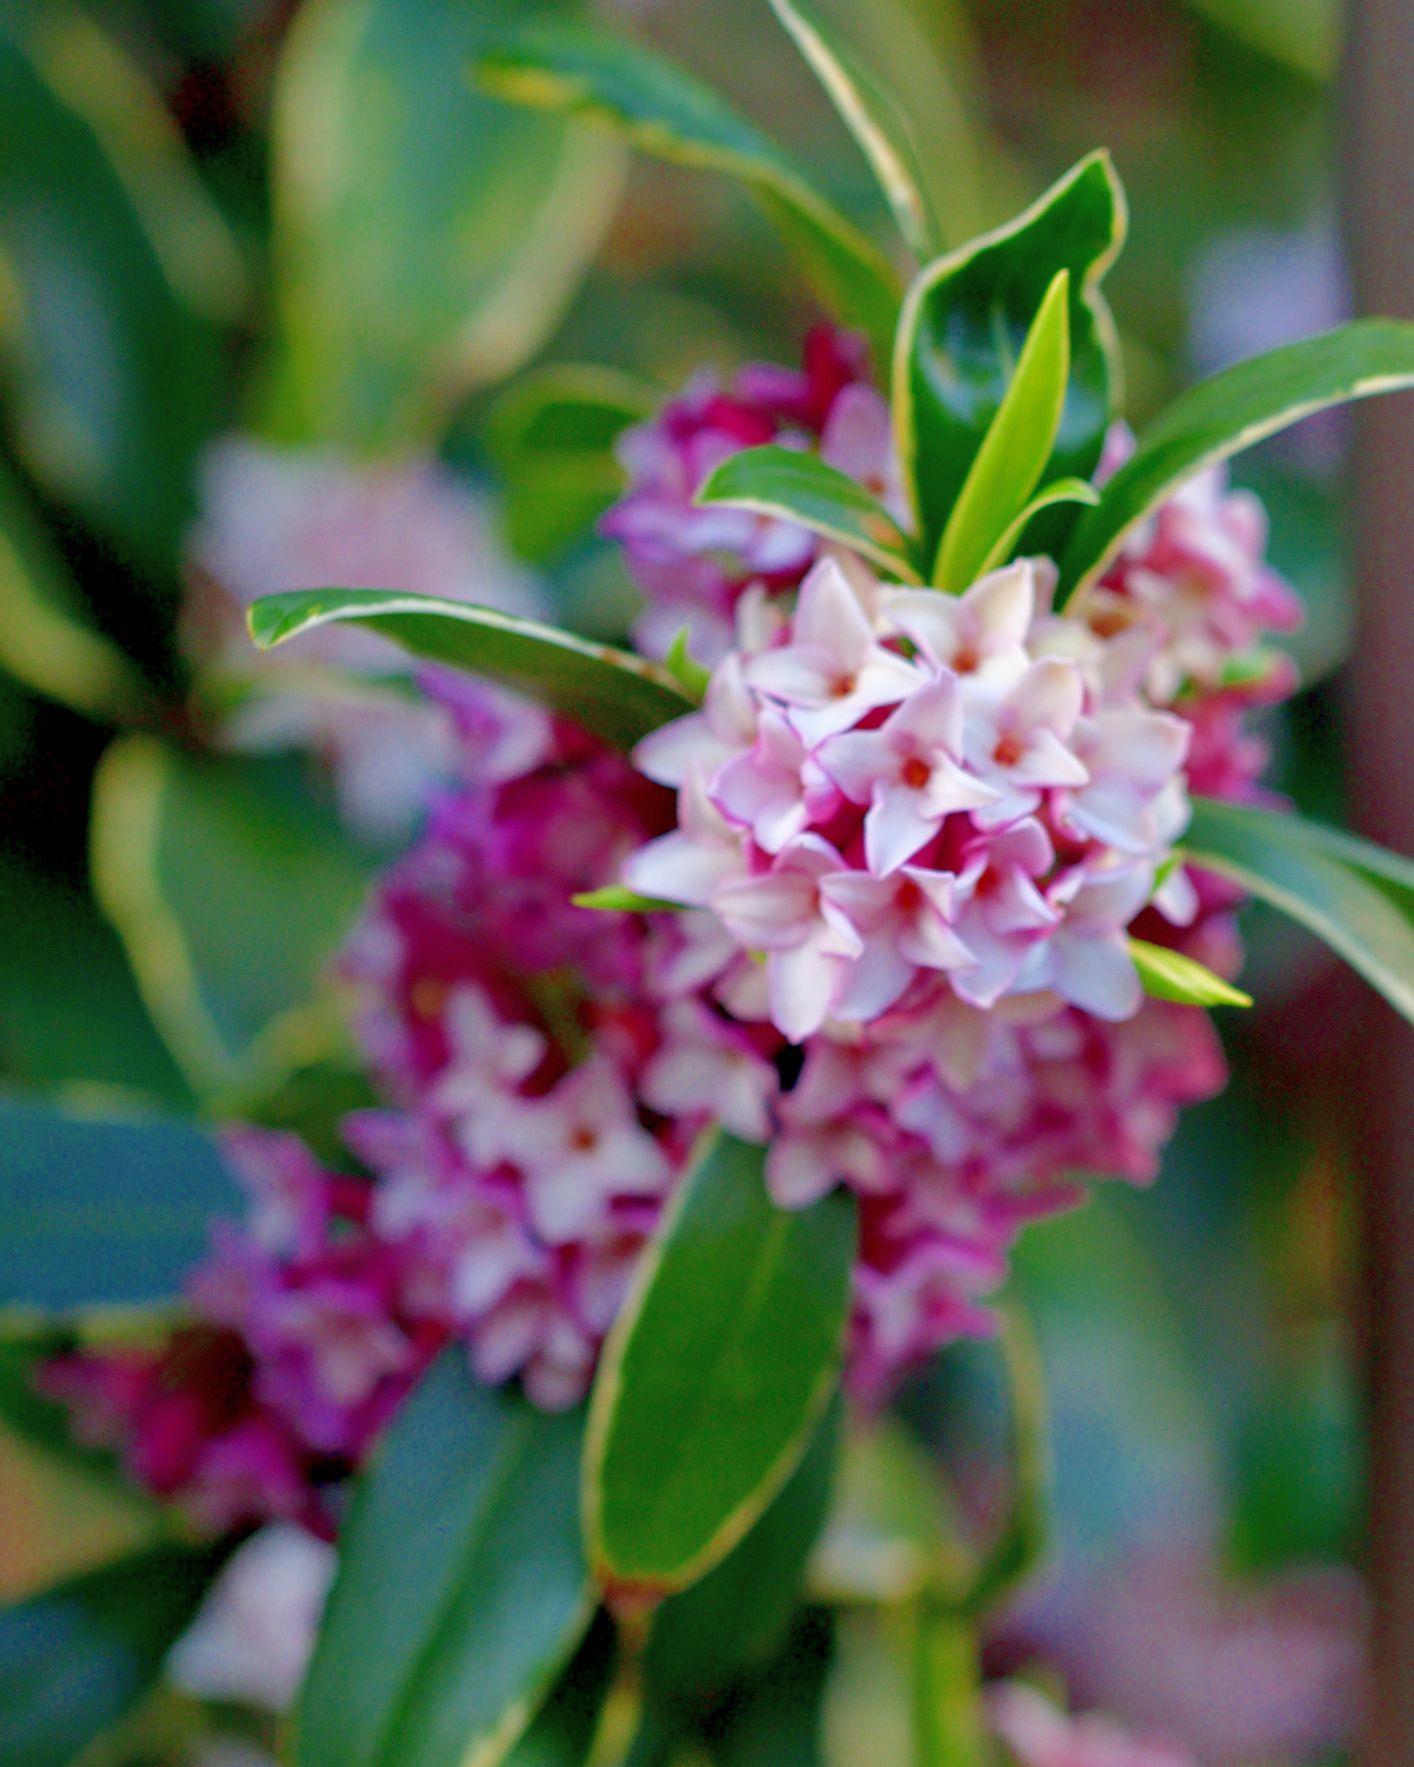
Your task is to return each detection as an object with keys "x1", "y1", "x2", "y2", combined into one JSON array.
[{"x1": 911, "y1": 1606, "x2": 987, "y2": 1767}]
